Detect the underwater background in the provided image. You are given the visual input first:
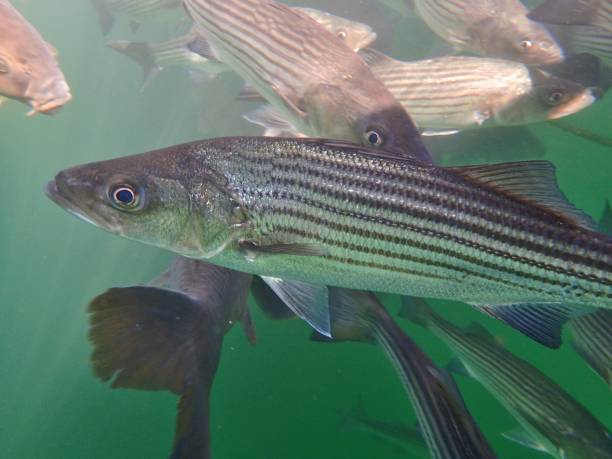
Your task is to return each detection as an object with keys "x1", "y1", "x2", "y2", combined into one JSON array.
[{"x1": 0, "y1": 1, "x2": 610, "y2": 458}]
